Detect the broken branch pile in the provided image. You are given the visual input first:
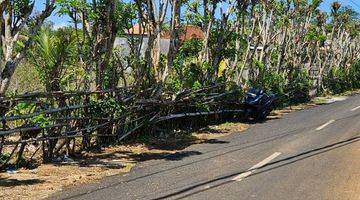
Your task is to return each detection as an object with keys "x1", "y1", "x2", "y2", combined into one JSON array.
[{"x1": 0, "y1": 83, "x2": 245, "y2": 169}]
